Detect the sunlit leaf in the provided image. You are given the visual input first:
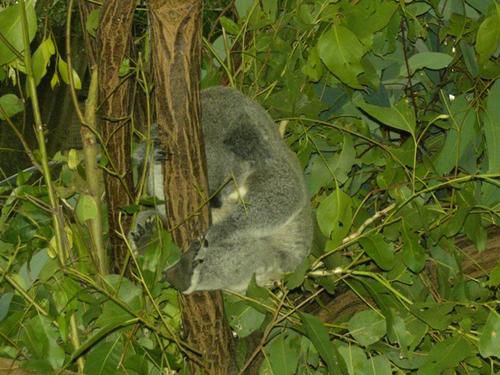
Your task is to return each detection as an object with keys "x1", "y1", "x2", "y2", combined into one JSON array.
[
  {"x1": 0, "y1": 94, "x2": 24, "y2": 119},
  {"x1": 32, "y1": 38, "x2": 55, "y2": 86},
  {"x1": 75, "y1": 194, "x2": 98, "y2": 222},
  {"x1": 0, "y1": 3, "x2": 37, "y2": 65},
  {"x1": 57, "y1": 58, "x2": 82, "y2": 89},
  {"x1": 318, "y1": 25, "x2": 366, "y2": 89}
]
